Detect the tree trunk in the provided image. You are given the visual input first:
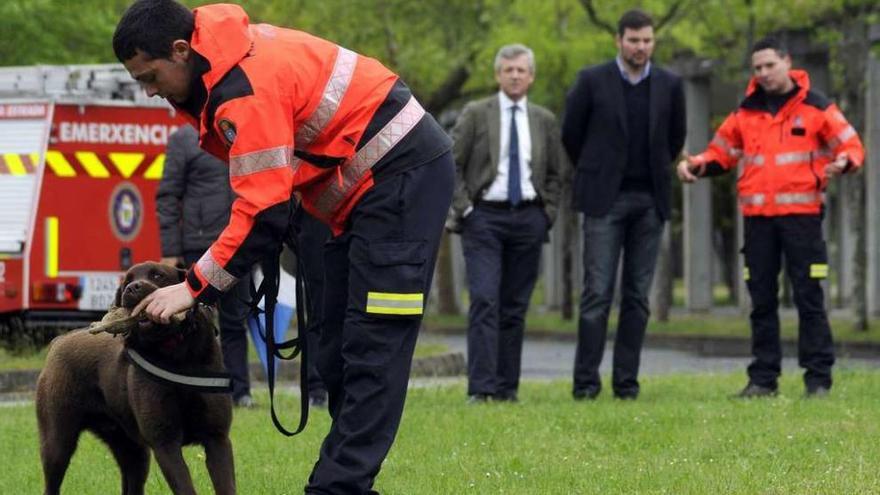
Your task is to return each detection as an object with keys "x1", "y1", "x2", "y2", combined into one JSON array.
[{"x1": 434, "y1": 233, "x2": 460, "y2": 315}]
